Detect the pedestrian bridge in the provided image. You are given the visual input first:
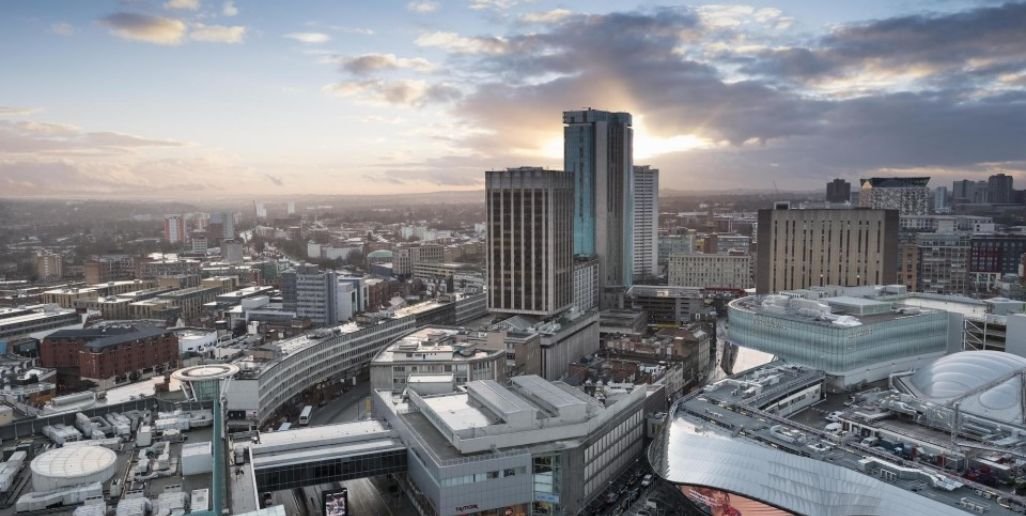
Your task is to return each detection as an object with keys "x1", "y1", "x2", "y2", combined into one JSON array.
[{"x1": 237, "y1": 420, "x2": 408, "y2": 502}]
